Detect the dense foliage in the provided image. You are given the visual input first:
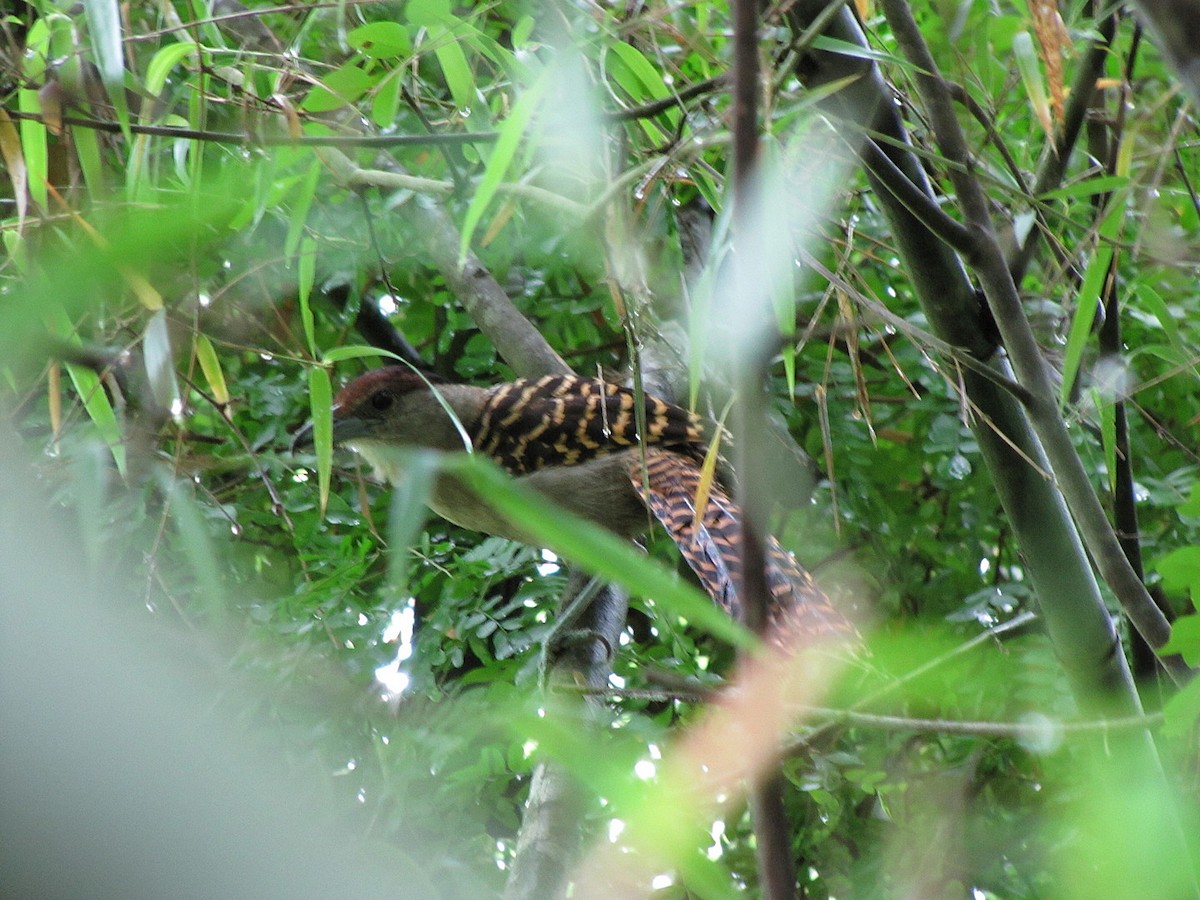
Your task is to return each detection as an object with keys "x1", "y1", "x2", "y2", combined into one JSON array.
[{"x1": 3, "y1": 0, "x2": 1199, "y2": 896}]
